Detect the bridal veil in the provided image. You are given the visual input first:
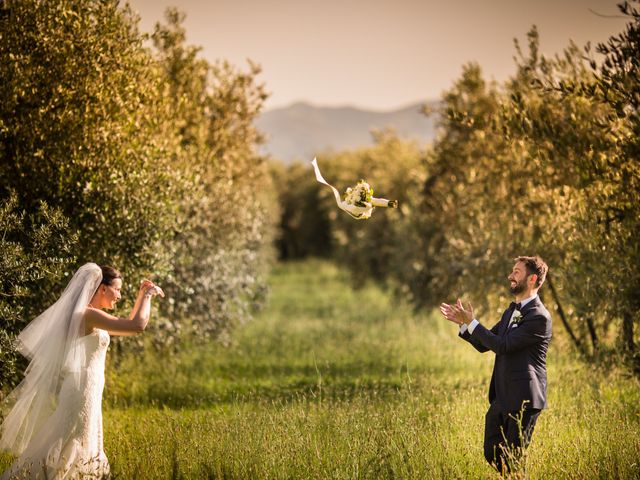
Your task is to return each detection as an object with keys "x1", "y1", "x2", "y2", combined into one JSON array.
[{"x1": 0, "y1": 263, "x2": 102, "y2": 455}]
